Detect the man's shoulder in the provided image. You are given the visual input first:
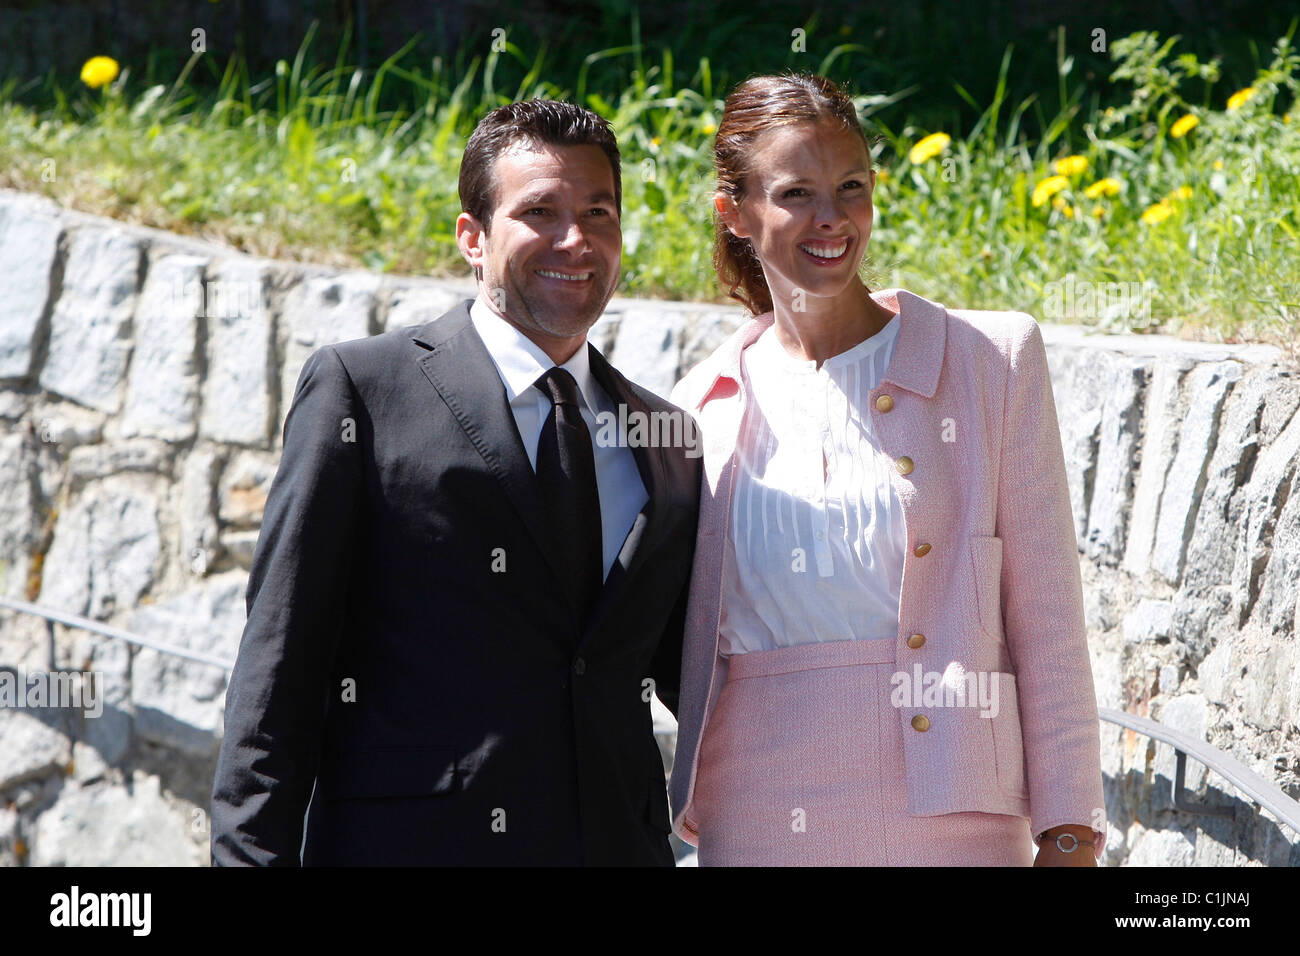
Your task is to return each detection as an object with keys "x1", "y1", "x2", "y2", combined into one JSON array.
[
  {"x1": 326, "y1": 305, "x2": 471, "y2": 379},
  {"x1": 593, "y1": 348, "x2": 689, "y2": 416}
]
